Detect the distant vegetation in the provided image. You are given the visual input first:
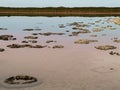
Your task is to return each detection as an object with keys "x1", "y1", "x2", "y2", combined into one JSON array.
[
  {"x1": 0, "y1": 7, "x2": 120, "y2": 16},
  {"x1": 0, "y1": 7, "x2": 120, "y2": 12}
]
